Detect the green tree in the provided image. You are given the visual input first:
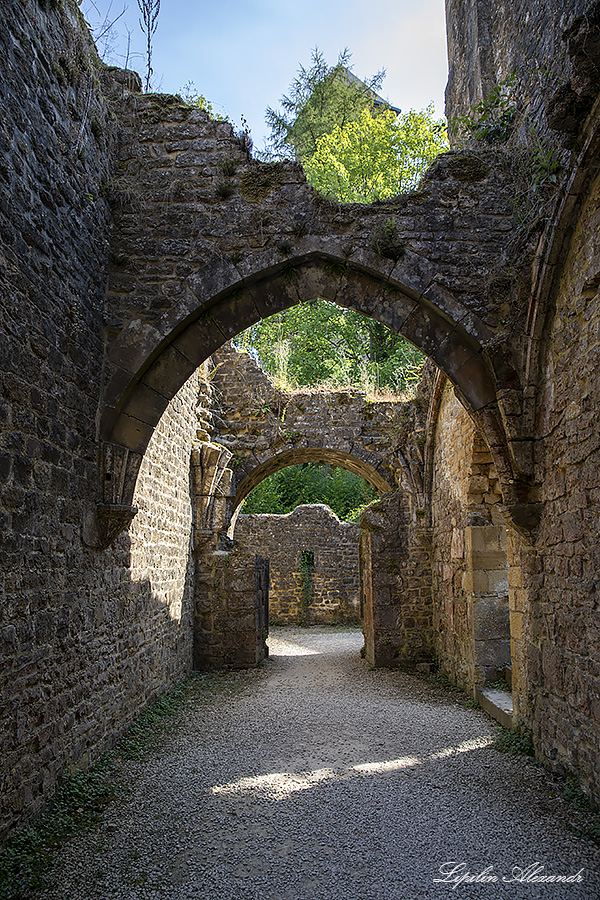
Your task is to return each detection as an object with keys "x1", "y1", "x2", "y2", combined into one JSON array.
[
  {"x1": 236, "y1": 300, "x2": 423, "y2": 394},
  {"x1": 241, "y1": 464, "x2": 377, "y2": 520},
  {"x1": 304, "y1": 105, "x2": 448, "y2": 202},
  {"x1": 265, "y1": 47, "x2": 386, "y2": 161}
]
